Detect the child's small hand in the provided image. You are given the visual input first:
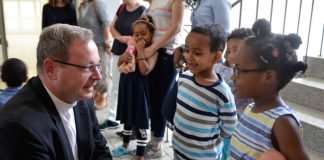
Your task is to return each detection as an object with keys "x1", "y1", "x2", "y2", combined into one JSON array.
[
  {"x1": 136, "y1": 39, "x2": 146, "y2": 52},
  {"x1": 126, "y1": 55, "x2": 134, "y2": 64},
  {"x1": 120, "y1": 52, "x2": 133, "y2": 63}
]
